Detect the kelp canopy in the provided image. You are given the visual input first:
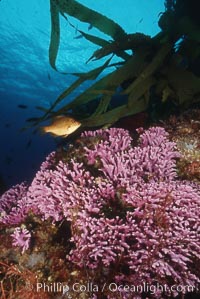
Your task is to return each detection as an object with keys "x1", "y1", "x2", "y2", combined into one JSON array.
[{"x1": 31, "y1": 0, "x2": 200, "y2": 128}]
